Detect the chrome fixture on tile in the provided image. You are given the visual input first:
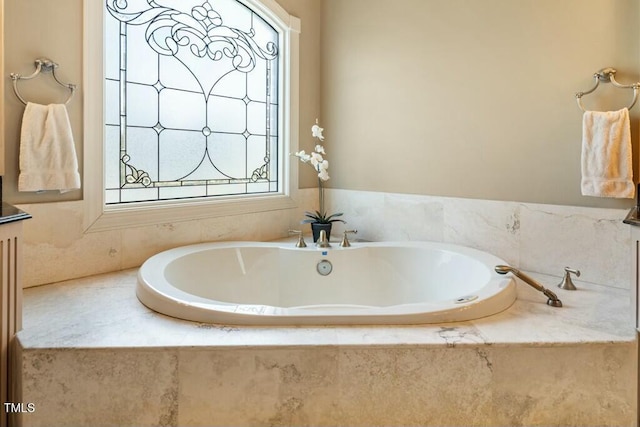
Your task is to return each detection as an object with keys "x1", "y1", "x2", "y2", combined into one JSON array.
[
  {"x1": 339, "y1": 229, "x2": 358, "y2": 247},
  {"x1": 316, "y1": 229, "x2": 331, "y2": 248},
  {"x1": 288, "y1": 229, "x2": 307, "y2": 248},
  {"x1": 558, "y1": 267, "x2": 580, "y2": 291},
  {"x1": 495, "y1": 265, "x2": 563, "y2": 307}
]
